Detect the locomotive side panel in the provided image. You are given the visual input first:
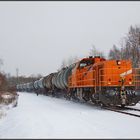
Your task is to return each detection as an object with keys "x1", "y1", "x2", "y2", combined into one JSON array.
[{"x1": 98, "y1": 60, "x2": 133, "y2": 87}]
